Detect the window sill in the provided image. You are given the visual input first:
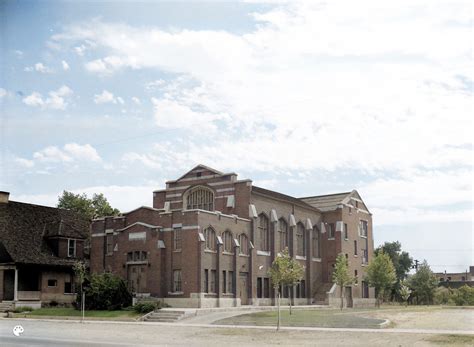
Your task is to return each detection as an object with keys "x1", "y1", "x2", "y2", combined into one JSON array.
[
  {"x1": 173, "y1": 249, "x2": 182, "y2": 253},
  {"x1": 204, "y1": 249, "x2": 217, "y2": 254},
  {"x1": 222, "y1": 251, "x2": 234, "y2": 256},
  {"x1": 168, "y1": 291, "x2": 184, "y2": 296},
  {"x1": 239, "y1": 253, "x2": 250, "y2": 257},
  {"x1": 328, "y1": 238, "x2": 335, "y2": 240},
  {"x1": 354, "y1": 255, "x2": 358, "y2": 257},
  {"x1": 257, "y1": 250, "x2": 271, "y2": 256},
  {"x1": 126, "y1": 260, "x2": 148, "y2": 265},
  {"x1": 312, "y1": 257, "x2": 322, "y2": 262},
  {"x1": 295, "y1": 255, "x2": 306, "y2": 260},
  {"x1": 344, "y1": 238, "x2": 349, "y2": 241}
]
